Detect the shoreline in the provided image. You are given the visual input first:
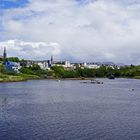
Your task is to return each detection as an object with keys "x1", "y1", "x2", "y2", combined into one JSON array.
[
  {"x1": 0, "y1": 75, "x2": 140, "y2": 83},
  {"x1": 0, "y1": 74, "x2": 40, "y2": 83}
]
